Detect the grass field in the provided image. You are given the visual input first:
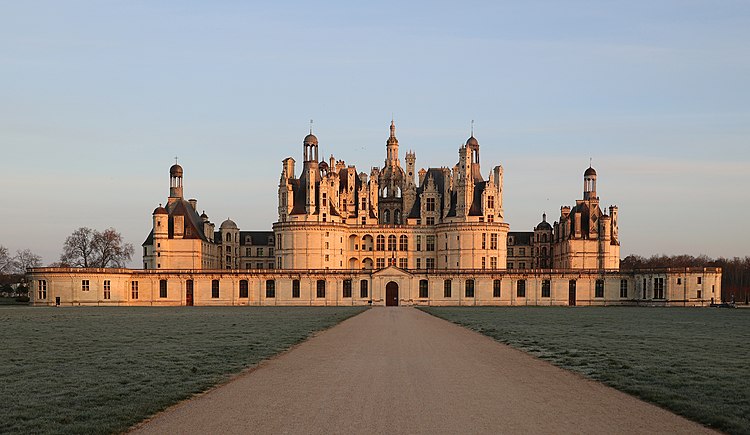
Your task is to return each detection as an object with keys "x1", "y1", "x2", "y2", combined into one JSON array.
[
  {"x1": 0, "y1": 306, "x2": 366, "y2": 434},
  {"x1": 421, "y1": 306, "x2": 749, "y2": 435}
]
